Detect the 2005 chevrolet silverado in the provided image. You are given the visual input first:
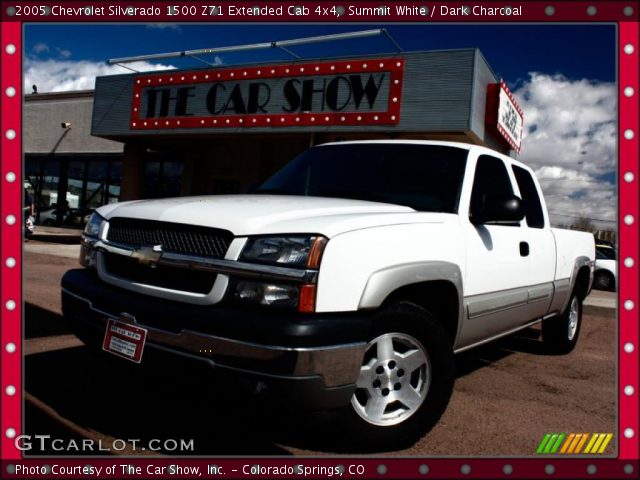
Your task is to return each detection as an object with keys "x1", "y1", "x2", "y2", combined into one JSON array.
[{"x1": 62, "y1": 141, "x2": 595, "y2": 448}]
